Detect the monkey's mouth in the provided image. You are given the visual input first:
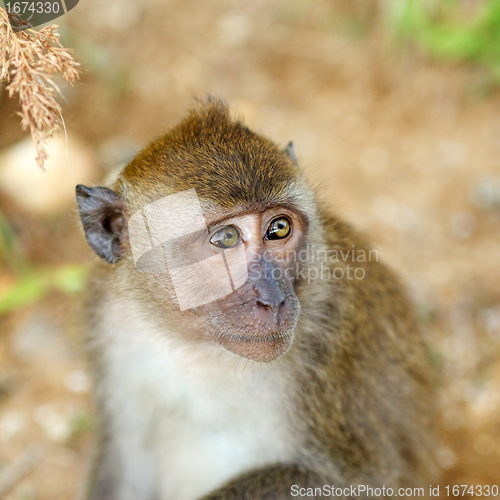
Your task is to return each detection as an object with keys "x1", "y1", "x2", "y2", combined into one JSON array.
[
  {"x1": 218, "y1": 327, "x2": 295, "y2": 363},
  {"x1": 229, "y1": 332, "x2": 292, "y2": 343},
  {"x1": 207, "y1": 293, "x2": 299, "y2": 362}
]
